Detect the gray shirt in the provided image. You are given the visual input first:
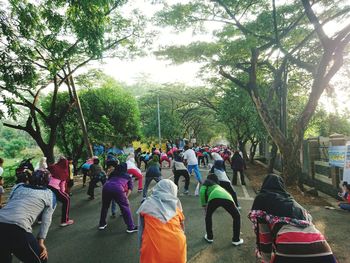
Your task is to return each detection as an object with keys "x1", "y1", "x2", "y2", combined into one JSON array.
[{"x1": 0, "y1": 184, "x2": 56, "y2": 239}]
